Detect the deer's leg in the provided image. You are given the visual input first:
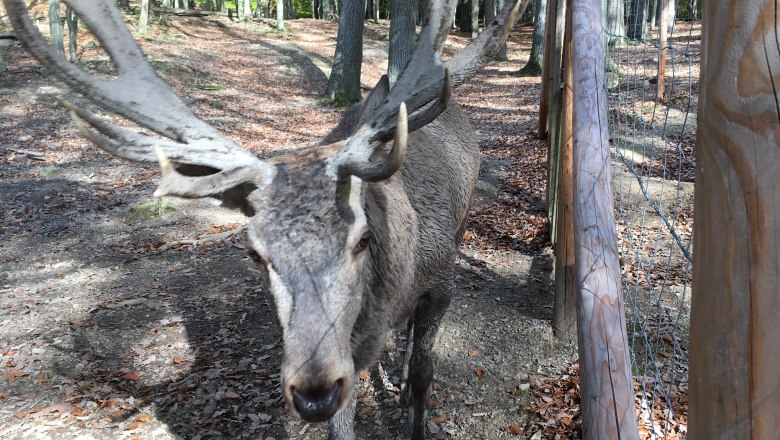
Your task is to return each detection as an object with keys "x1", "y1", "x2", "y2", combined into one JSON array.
[
  {"x1": 400, "y1": 318, "x2": 414, "y2": 403},
  {"x1": 328, "y1": 385, "x2": 356, "y2": 440},
  {"x1": 407, "y1": 284, "x2": 452, "y2": 440}
]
